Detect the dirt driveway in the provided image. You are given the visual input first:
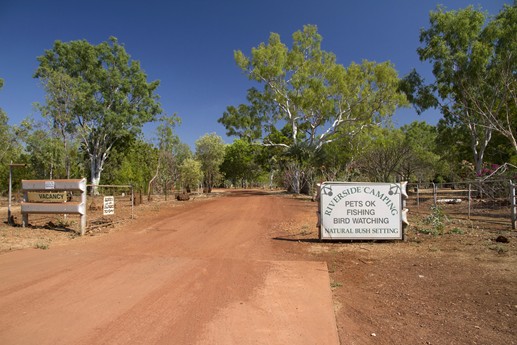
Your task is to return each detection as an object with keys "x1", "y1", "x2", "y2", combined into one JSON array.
[
  {"x1": 0, "y1": 190, "x2": 338, "y2": 344},
  {"x1": 1, "y1": 189, "x2": 516, "y2": 345}
]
